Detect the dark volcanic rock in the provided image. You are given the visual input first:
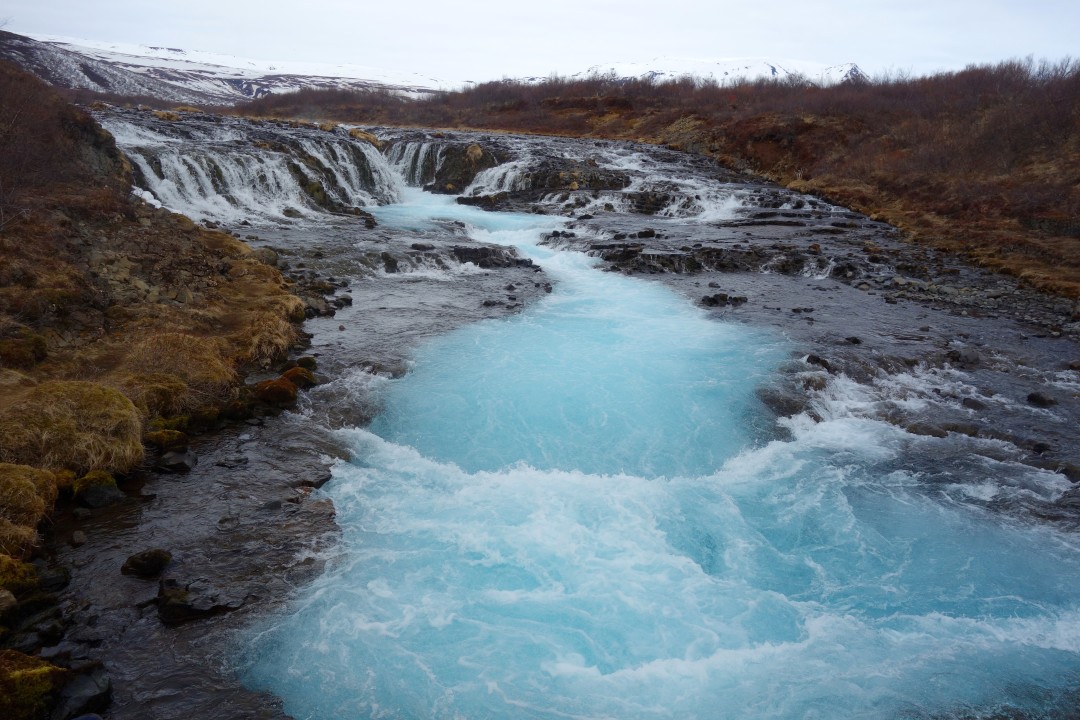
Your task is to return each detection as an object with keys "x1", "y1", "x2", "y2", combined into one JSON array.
[
  {"x1": 156, "y1": 577, "x2": 244, "y2": 626},
  {"x1": 1027, "y1": 392, "x2": 1058, "y2": 408},
  {"x1": 121, "y1": 549, "x2": 173, "y2": 578},
  {"x1": 51, "y1": 665, "x2": 111, "y2": 720}
]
